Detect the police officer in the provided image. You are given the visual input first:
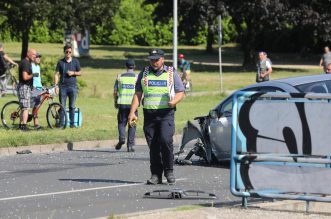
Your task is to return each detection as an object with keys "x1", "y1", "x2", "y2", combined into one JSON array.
[
  {"x1": 113, "y1": 59, "x2": 137, "y2": 152},
  {"x1": 128, "y1": 49, "x2": 185, "y2": 185},
  {"x1": 256, "y1": 51, "x2": 272, "y2": 83}
]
